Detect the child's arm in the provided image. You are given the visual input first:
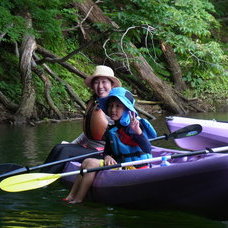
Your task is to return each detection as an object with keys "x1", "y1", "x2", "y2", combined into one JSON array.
[
  {"x1": 103, "y1": 137, "x2": 117, "y2": 166},
  {"x1": 129, "y1": 111, "x2": 142, "y2": 135},
  {"x1": 129, "y1": 111, "x2": 152, "y2": 154},
  {"x1": 132, "y1": 133, "x2": 152, "y2": 154}
]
